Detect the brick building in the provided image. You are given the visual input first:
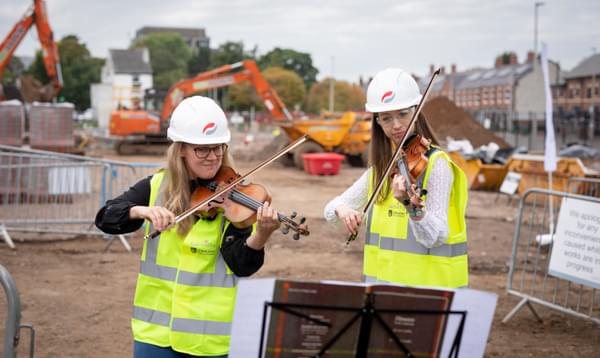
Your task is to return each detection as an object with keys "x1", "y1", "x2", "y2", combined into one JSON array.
[
  {"x1": 422, "y1": 52, "x2": 560, "y2": 124},
  {"x1": 552, "y1": 53, "x2": 600, "y2": 133}
]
